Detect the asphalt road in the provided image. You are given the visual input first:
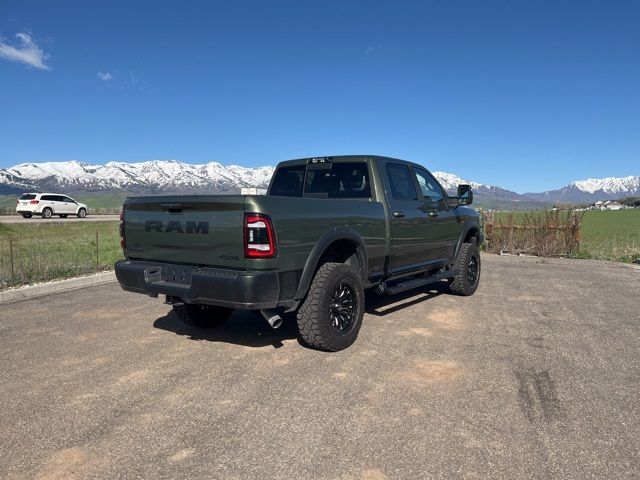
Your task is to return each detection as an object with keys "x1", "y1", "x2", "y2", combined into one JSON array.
[
  {"x1": 1, "y1": 255, "x2": 639, "y2": 479},
  {"x1": 0, "y1": 214, "x2": 120, "y2": 224}
]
